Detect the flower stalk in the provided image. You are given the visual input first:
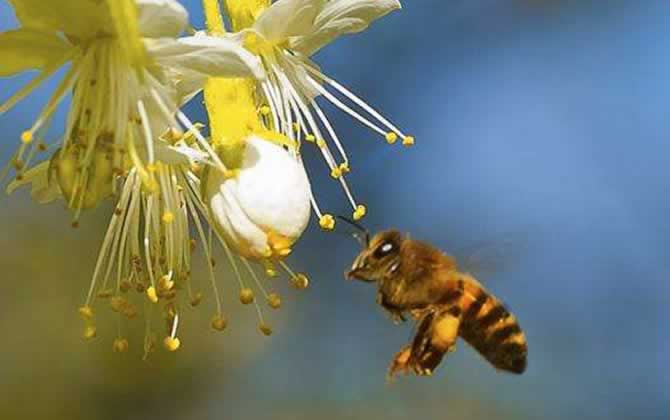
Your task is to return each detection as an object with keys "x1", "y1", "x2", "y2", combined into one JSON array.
[{"x1": 203, "y1": 0, "x2": 270, "y2": 170}]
